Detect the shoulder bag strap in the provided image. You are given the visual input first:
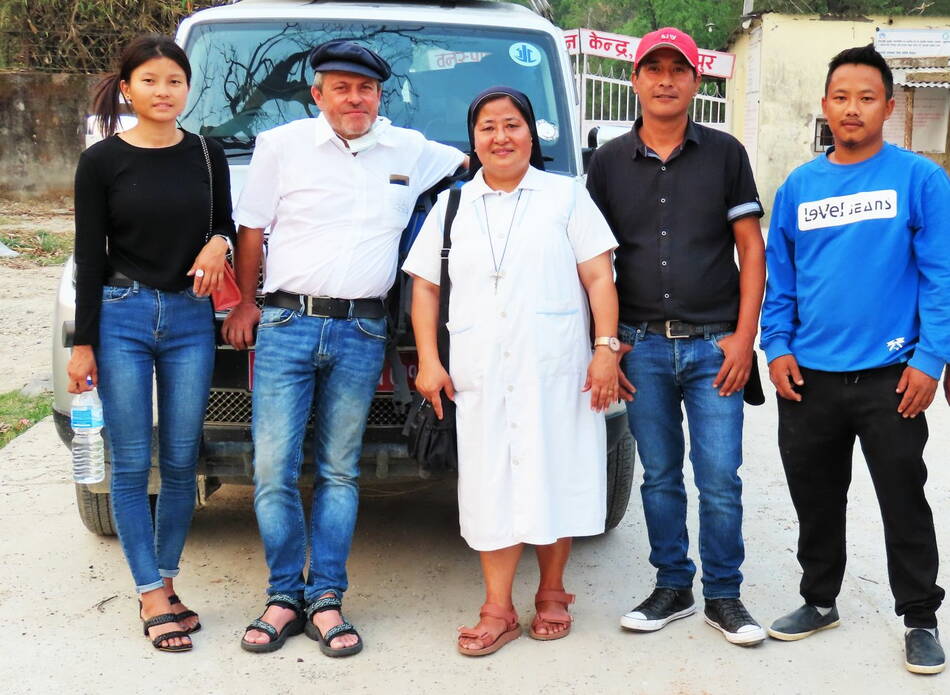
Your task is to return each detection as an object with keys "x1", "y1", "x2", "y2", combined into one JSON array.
[
  {"x1": 437, "y1": 187, "x2": 461, "y2": 370},
  {"x1": 198, "y1": 134, "x2": 213, "y2": 244}
]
